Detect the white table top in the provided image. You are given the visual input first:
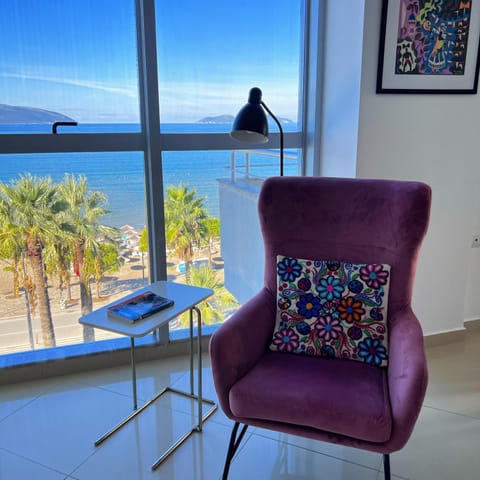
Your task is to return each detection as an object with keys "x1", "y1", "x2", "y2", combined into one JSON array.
[{"x1": 79, "y1": 281, "x2": 213, "y2": 338}]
